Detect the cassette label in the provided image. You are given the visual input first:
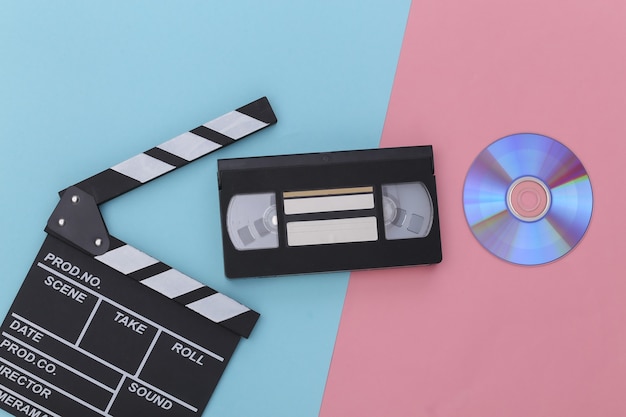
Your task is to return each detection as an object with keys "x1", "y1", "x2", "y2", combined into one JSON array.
[
  {"x1": 218, "y1": 146, "x2": 442, "y2": 277},
  {"x1": 283, "y1": 187, "x2": 375, "y2": 215},
  {"x1": 286, "y1": 216, "x2": 378, "y2": 246}
]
